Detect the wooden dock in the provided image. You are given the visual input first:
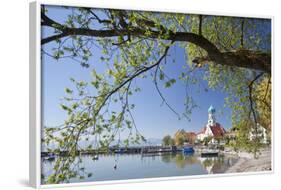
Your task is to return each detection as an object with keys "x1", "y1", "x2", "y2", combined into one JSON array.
[{"x1": 41, "y1": 145, "x2": 180, "y2": 157}]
